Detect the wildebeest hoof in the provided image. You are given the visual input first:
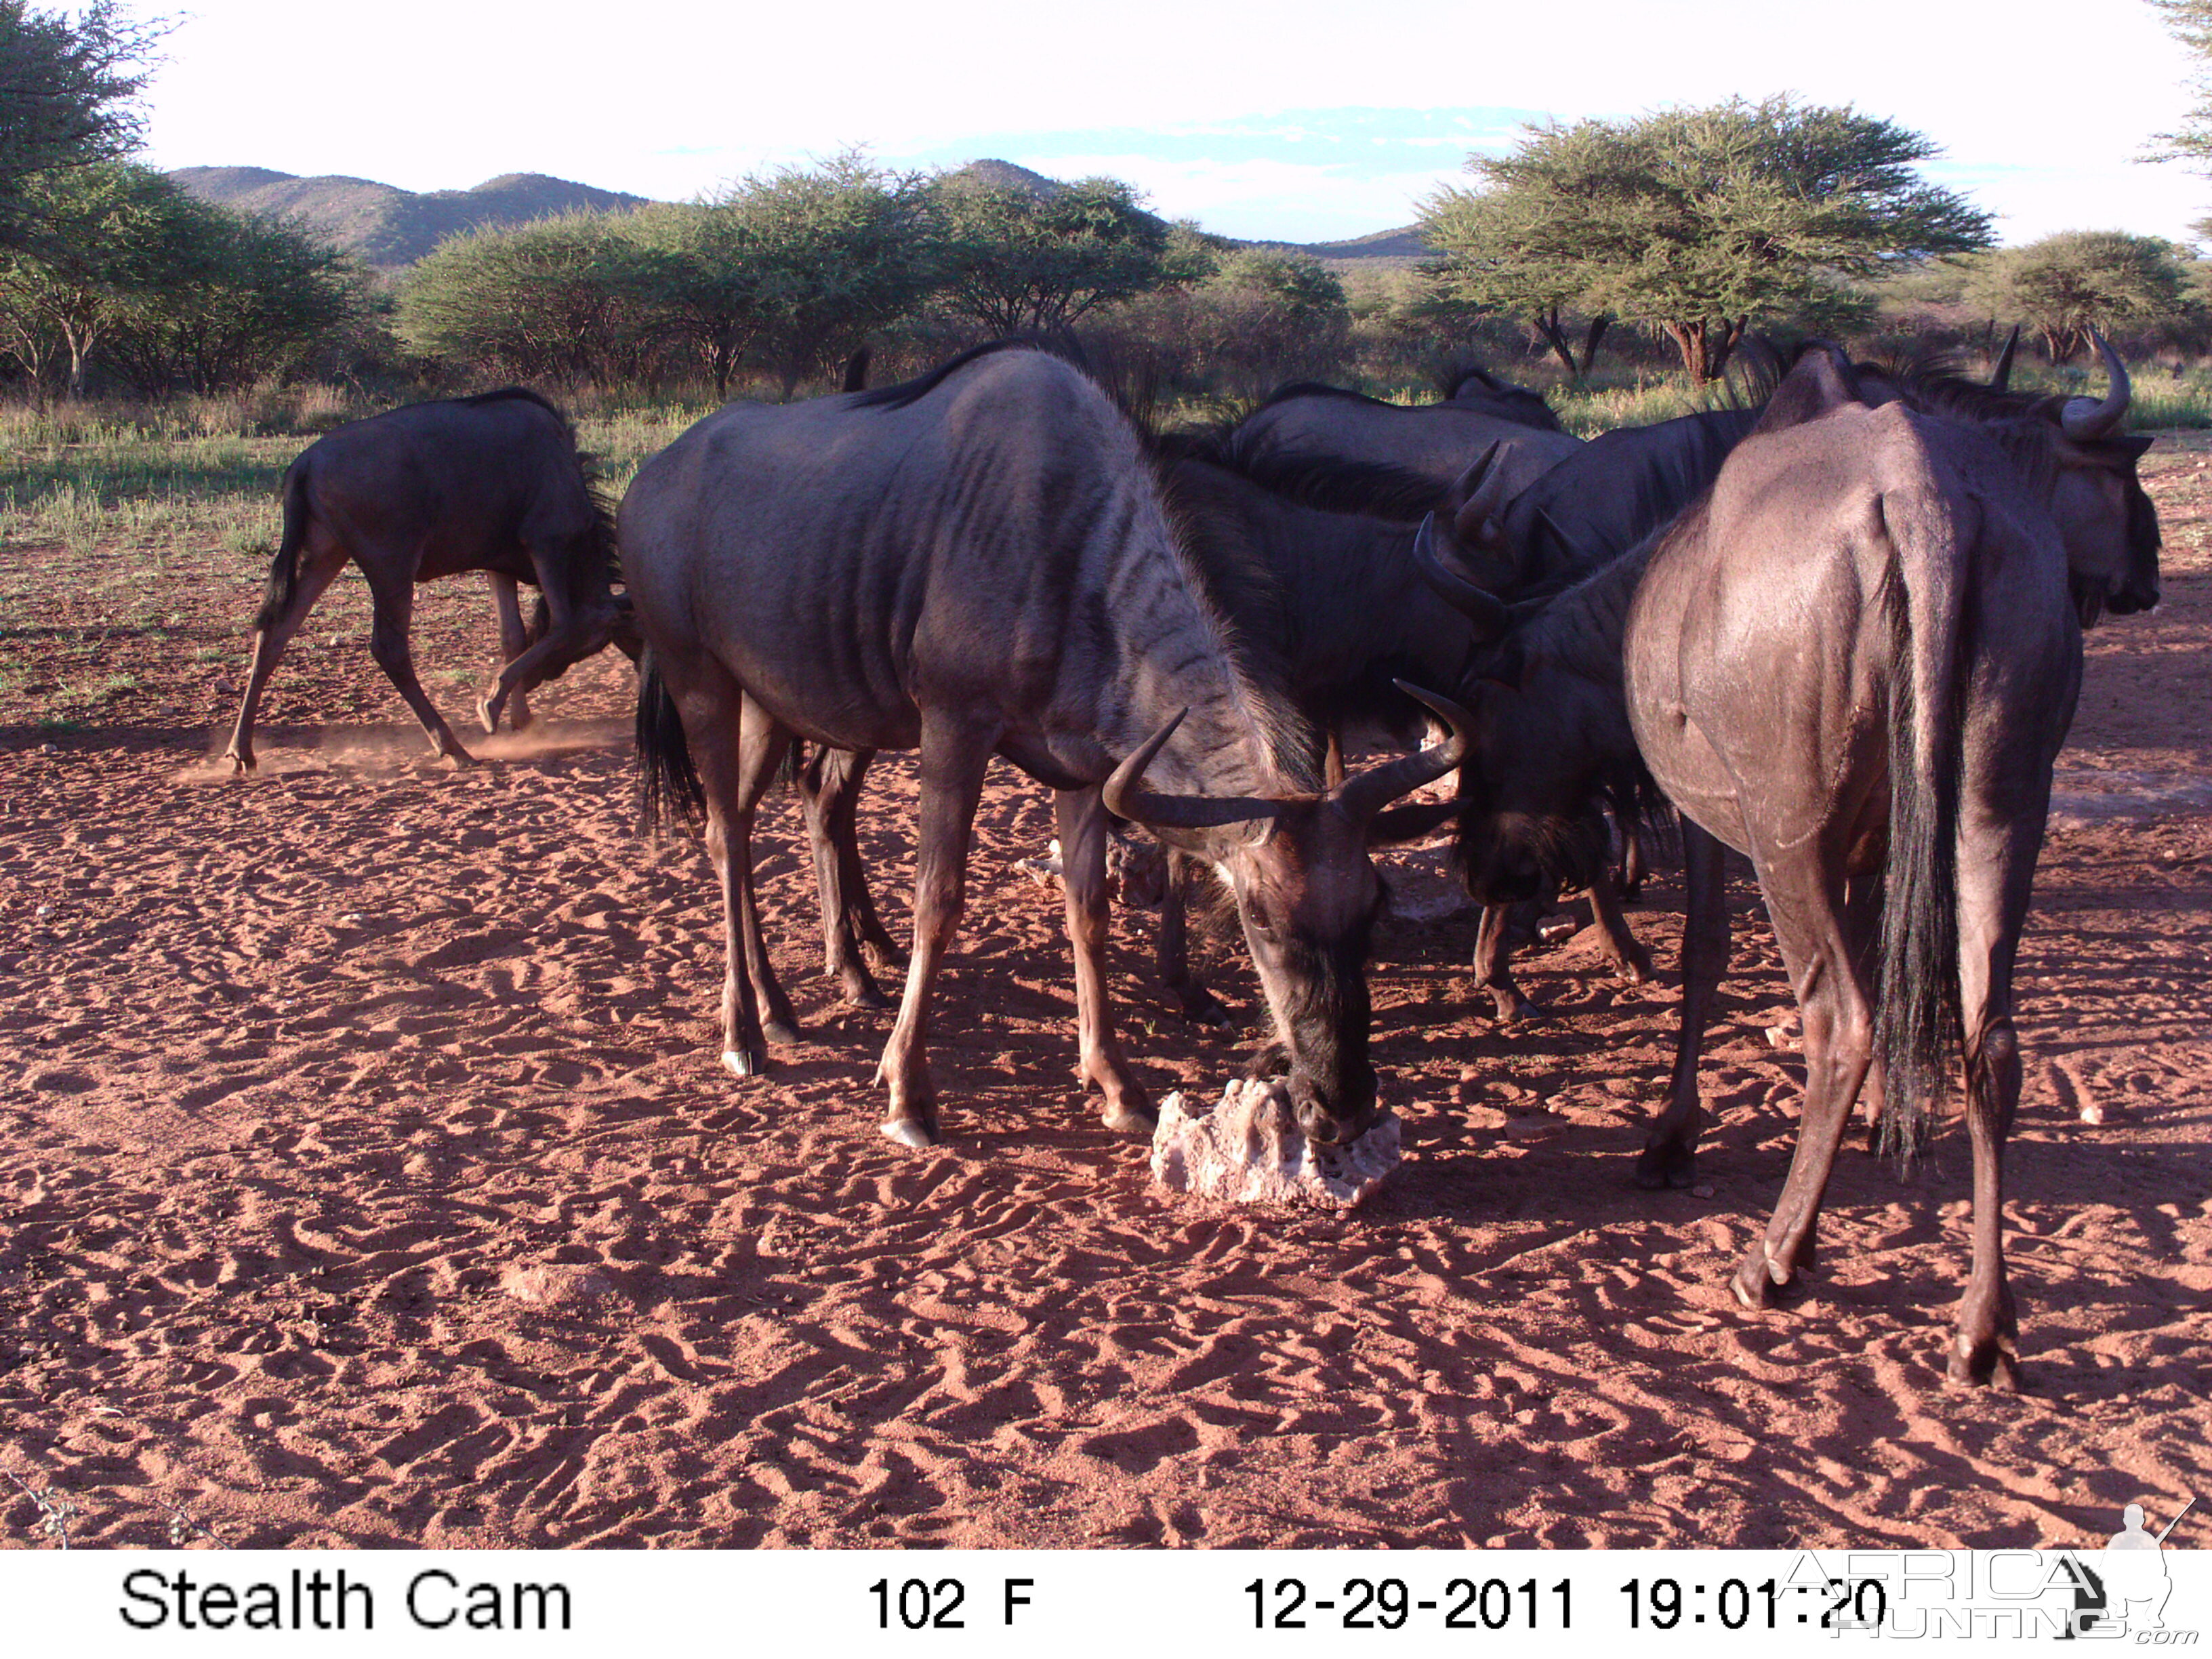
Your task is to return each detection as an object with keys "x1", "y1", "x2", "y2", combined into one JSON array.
[
  {"x1": 880, "y1": 1118, "x2": 939, "y2": 1149},
  {"x1": 1101, "y1": 1100, "x2": 1157, "y2": 1137},
  {"x1": 437, "y1": 748, "x2": 478, "y2": 771},
  {"x1": 224, "y1": 751, "x2": 254, "y2": 775},
  {"x1": 1946, "y1": 1336, "x2": 2022, "y2": 1391},
  {"x1": 721, "y1": 1046, "x2": 765, "y2": 1079},
  {"x1": 865, "y1": 942, "x2": 909, "y2": 972},
  {"x1": 843, "y1": 979, "x2": 894, "y2": 1012},
  {"x1": 763, "y1": 1016, "x2": 802, "y2": 1046},
  {"x1": 1729, "y1": 1247, "x2": 1790, "y2": 1310},
  {"x1": 475, "y1": 695, "x2": 501, "y2": 734},
  {"x1": 1619, "y1": 952, "x2": 1656, "y2": 985},
  {"x1": 1635, "y1": 1143, "x2": 1695, "y2": 1191},
  {"x1": 1492, "y1": 995, "x2": 1541, "y2": 1025}
]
